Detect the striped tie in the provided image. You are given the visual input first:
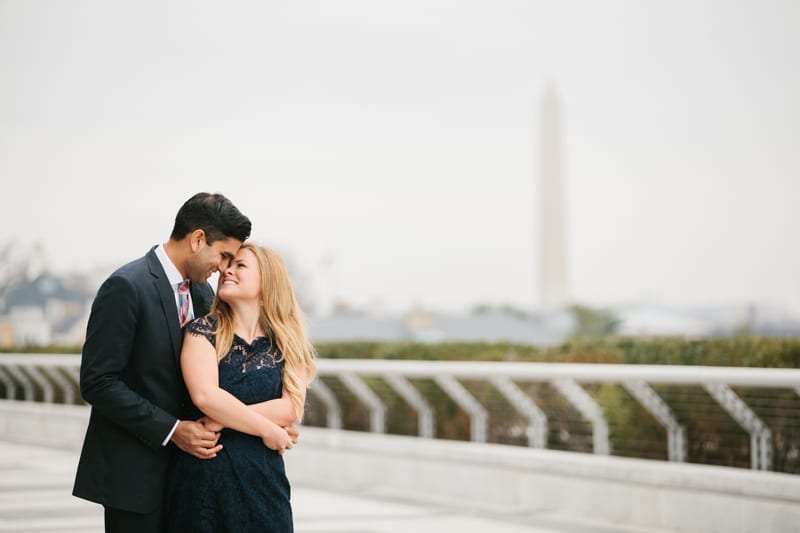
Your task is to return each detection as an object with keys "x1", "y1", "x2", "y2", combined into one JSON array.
[{"x1": 178, "y1": 280, "x2": 192, "y2": 326}]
